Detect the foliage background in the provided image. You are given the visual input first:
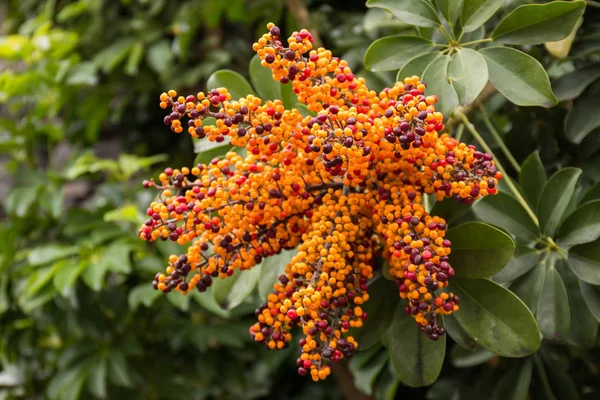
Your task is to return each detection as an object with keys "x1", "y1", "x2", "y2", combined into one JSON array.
[{"x1": 1, "y1": 0, "x2": 600, "y2": 399}]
